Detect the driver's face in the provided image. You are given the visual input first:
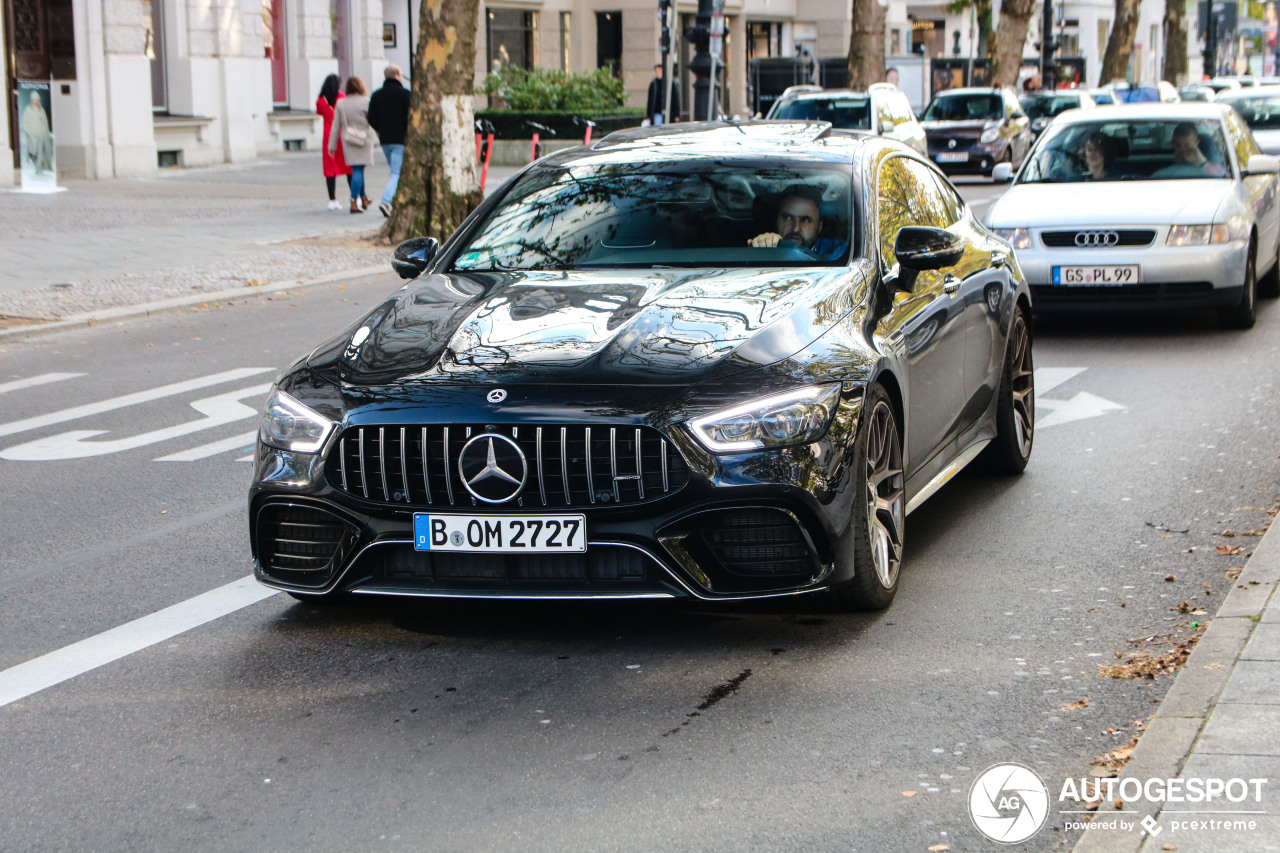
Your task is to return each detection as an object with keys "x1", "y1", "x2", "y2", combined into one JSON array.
[
  {"x1": 776, "y1": 197, "x2": 821, "y2": 247},
  {"x1": 1172, "y1": 131, "x2": 1201, "y2": 163}
]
